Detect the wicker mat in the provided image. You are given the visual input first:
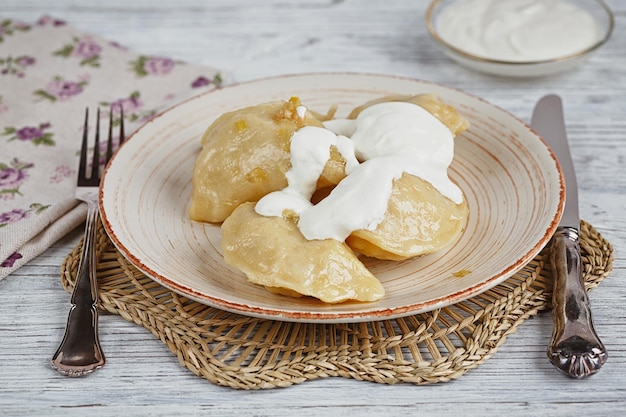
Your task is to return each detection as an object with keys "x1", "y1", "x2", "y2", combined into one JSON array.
[{"x1": 60, "y1": 220, "x2": 613, "y2": 390}]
